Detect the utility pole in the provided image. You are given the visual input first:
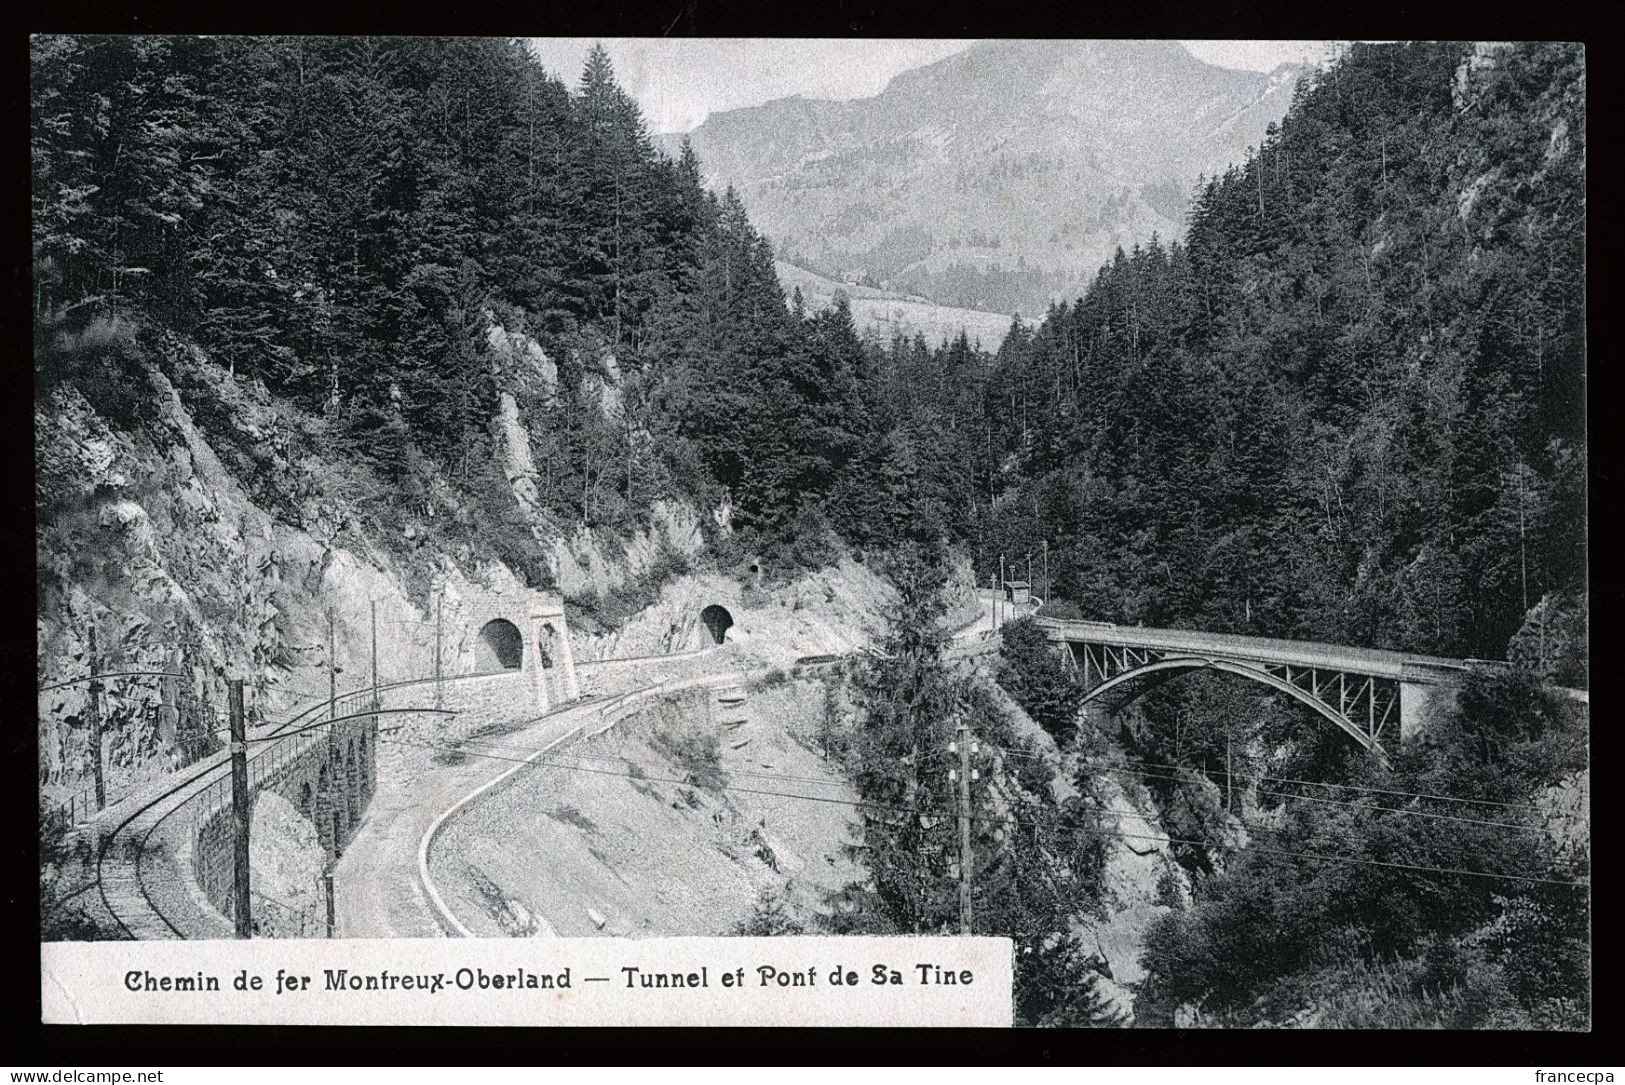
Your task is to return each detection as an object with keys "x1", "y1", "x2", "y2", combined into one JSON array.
[
  {"x1": 434, "y1": 595, "x2": 444, "y2": 710},
  {"x1": 323, "y1": 609, "x2": 341, "y2": 937},
  {"x1": 1517, "y1": 468, "x2": 1530, "y2": 614},
  {"x1": 87, "y1": 622, "x2": 105, "y2": 812},
  {"x1": 324, "y1": 866, "x2": 336, "y2": 938},
  {"x1": 1042, "y1": 539, "x2": 1049, "y2": 608},
  {"x1": 327, "y1": 612, "x2": 337, "y2": 723},
  {"x1": 1026, "y1": 552, "x2": 1033, "y2": 606},
  {"x1": 370, "y1": 599, "x2": 379, "y2": 711},
  {"x1": 1226, "y1": 730, "x2": 1234, "y2": 814},
  {"x1": 953, "y1": 720, "x2": 975, "y2": 935},
  {"x1": 988, "y1": 558, "x2": 1001, "y2": 626},
  {"x1": 228, "y1": 678, "x2": 252, "y2": 939}
]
